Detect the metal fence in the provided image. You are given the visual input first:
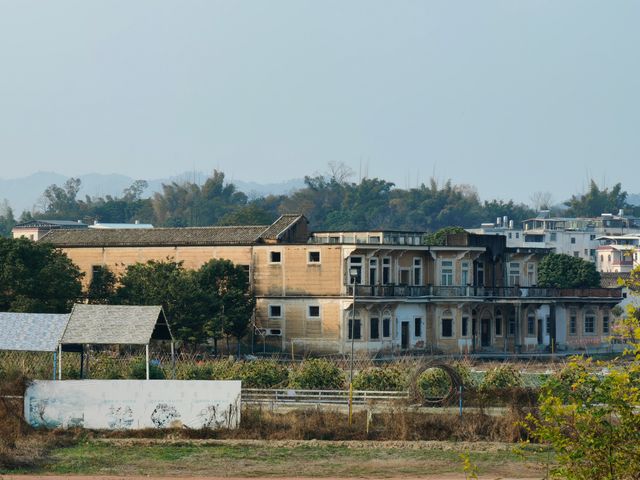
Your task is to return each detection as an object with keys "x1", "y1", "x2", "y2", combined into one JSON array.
[{"x1": 243, "y1": 388, "x2": 408, "y2": 406}]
